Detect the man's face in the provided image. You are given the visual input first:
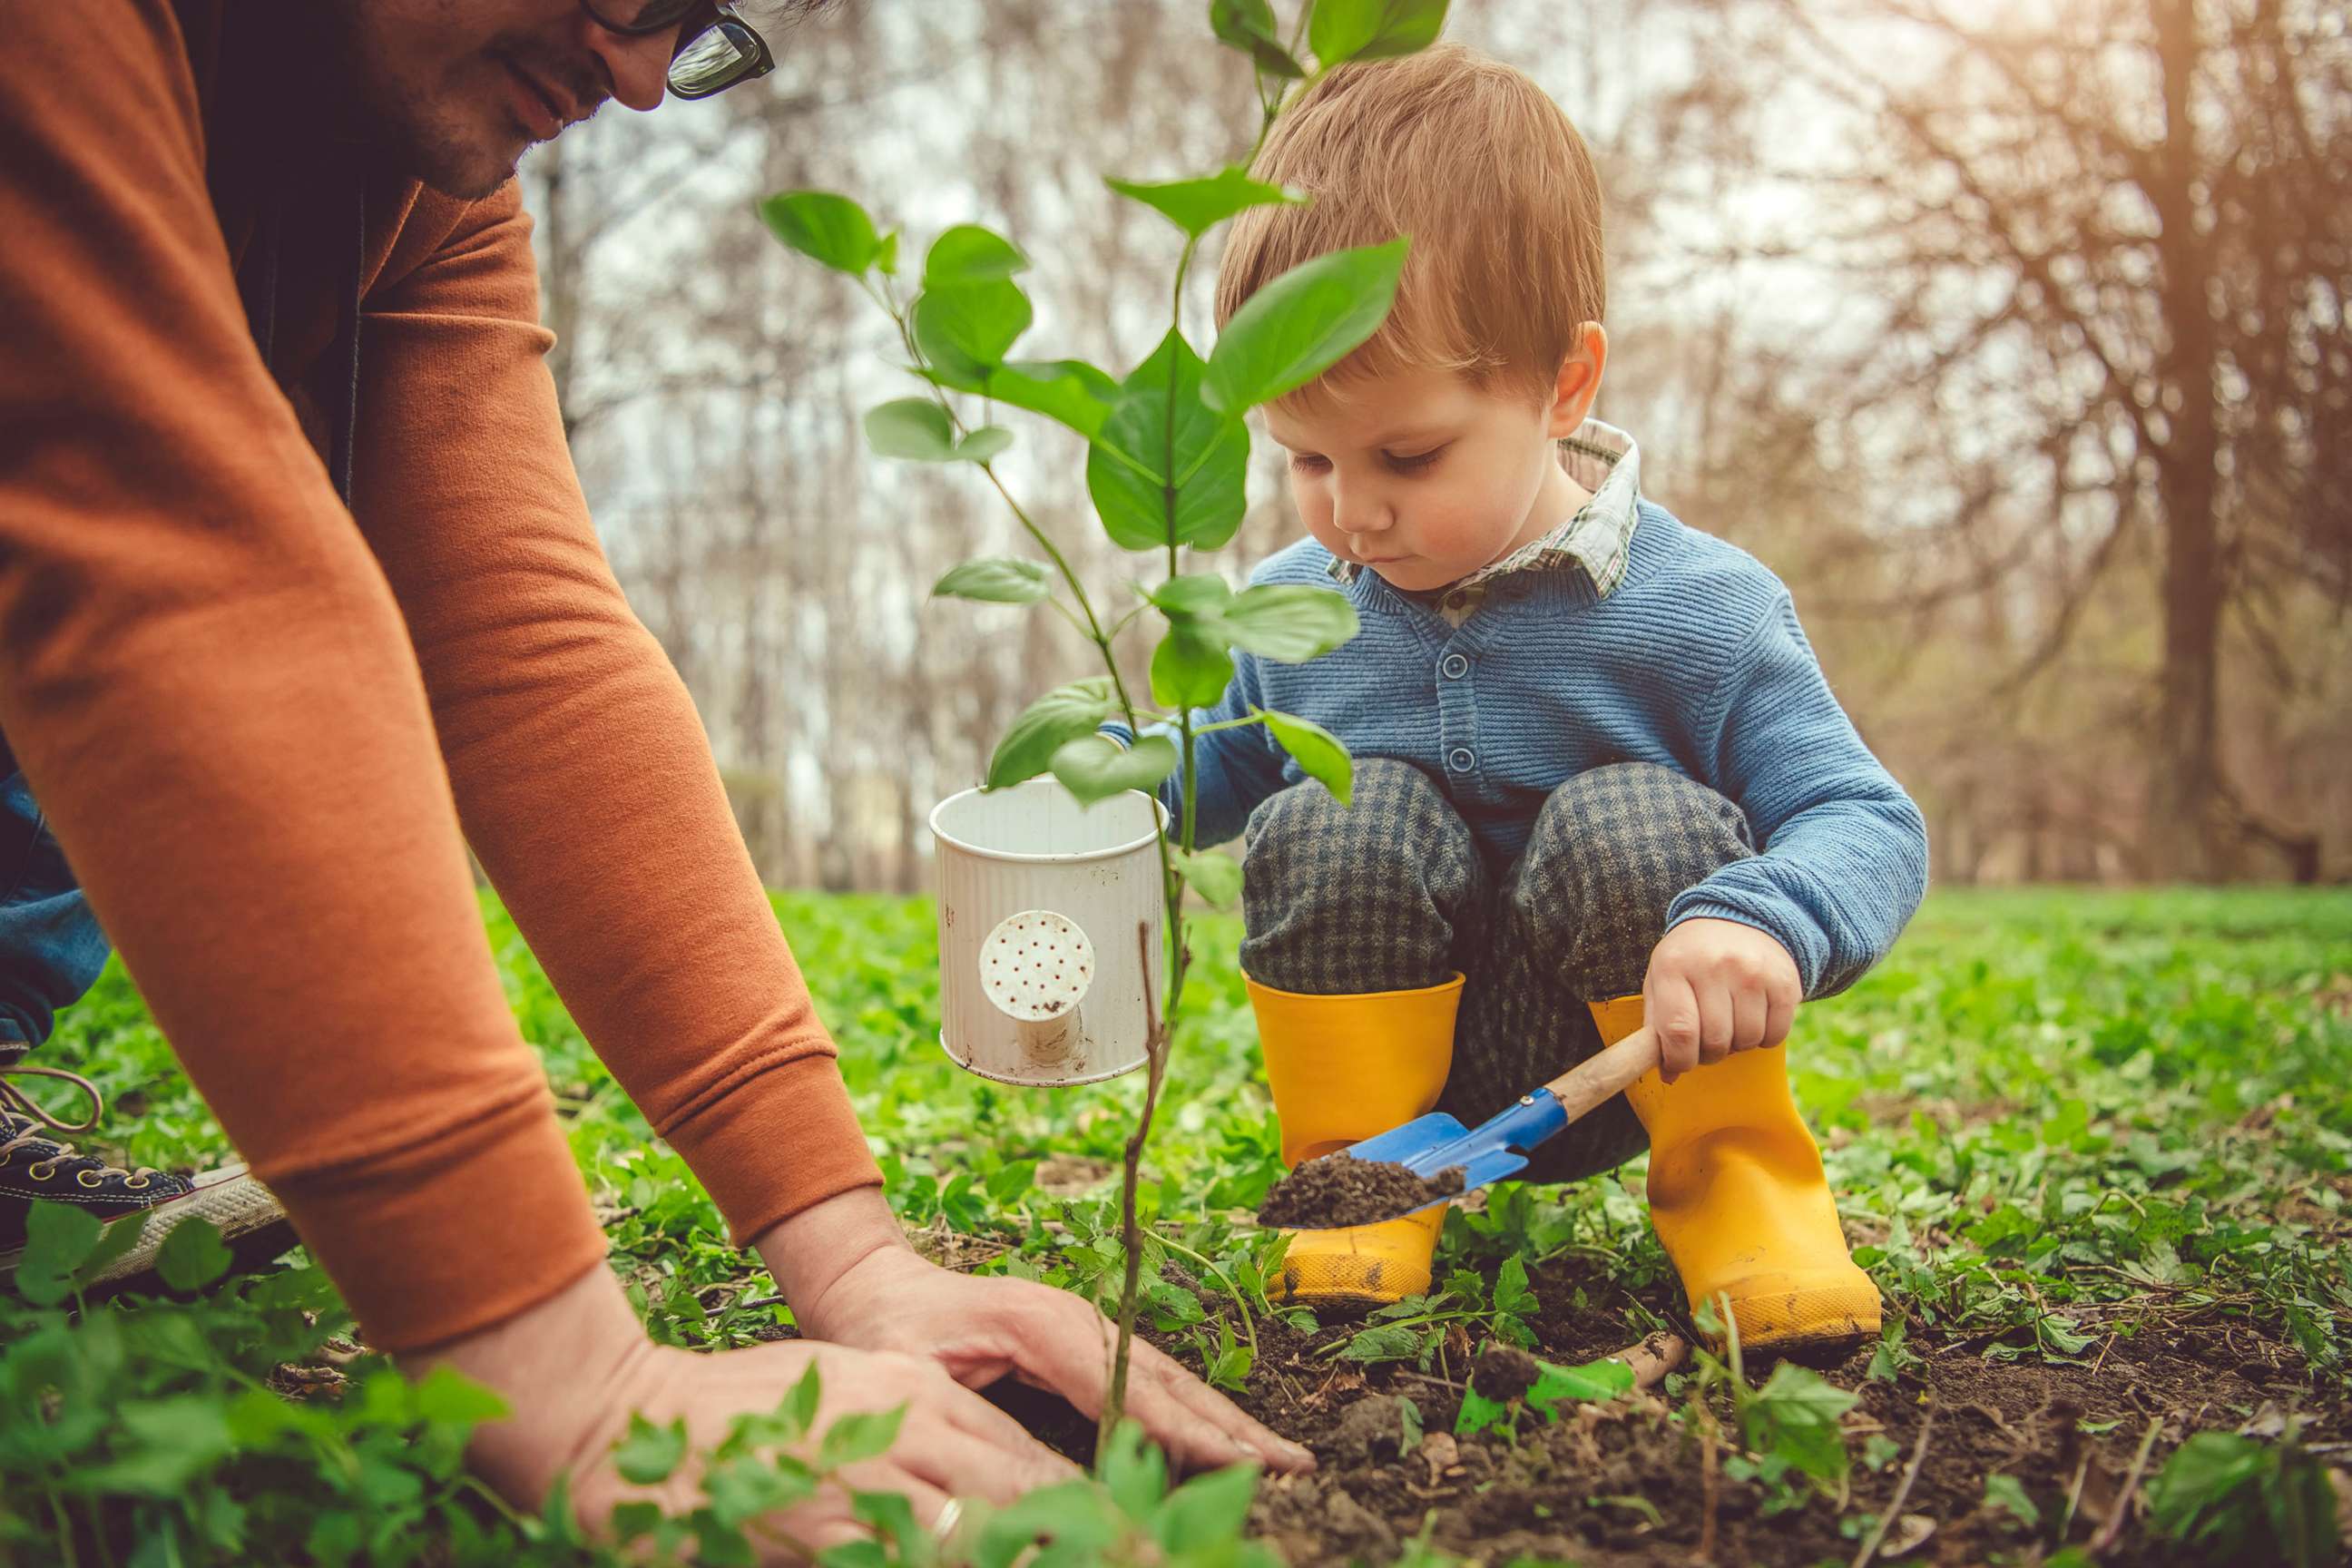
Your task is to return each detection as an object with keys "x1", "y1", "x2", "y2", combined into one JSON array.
[
  {"x1": 1264, "y1": 363, "x2": 1584, "y2": 594},
  {"x1": 331, "y1": 0, "x2": 687, "y2": 198}
]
